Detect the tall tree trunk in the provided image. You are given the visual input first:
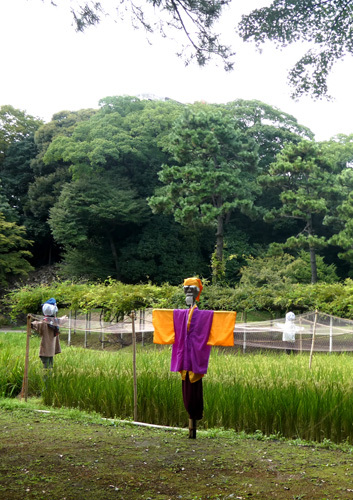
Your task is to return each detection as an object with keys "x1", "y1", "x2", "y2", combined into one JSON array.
[
  {"x1": 216, "y1": 214, "x2": 224, "y2": 263},
  {"x1": 108, "y1": 233, "x2": 120, "y2": 280},
  {"x1": 48, "y1": 245, "x2": 52, "y2": 266},
  {"x1": 308, "y1": 215, "x2": 318, "y2": 284},
  {"x1": 309, "y1": 245, "x2": 318, "y2": 284},
  {"x1": 212, "y1": 214, "x2": 225, "y2": 284}
]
